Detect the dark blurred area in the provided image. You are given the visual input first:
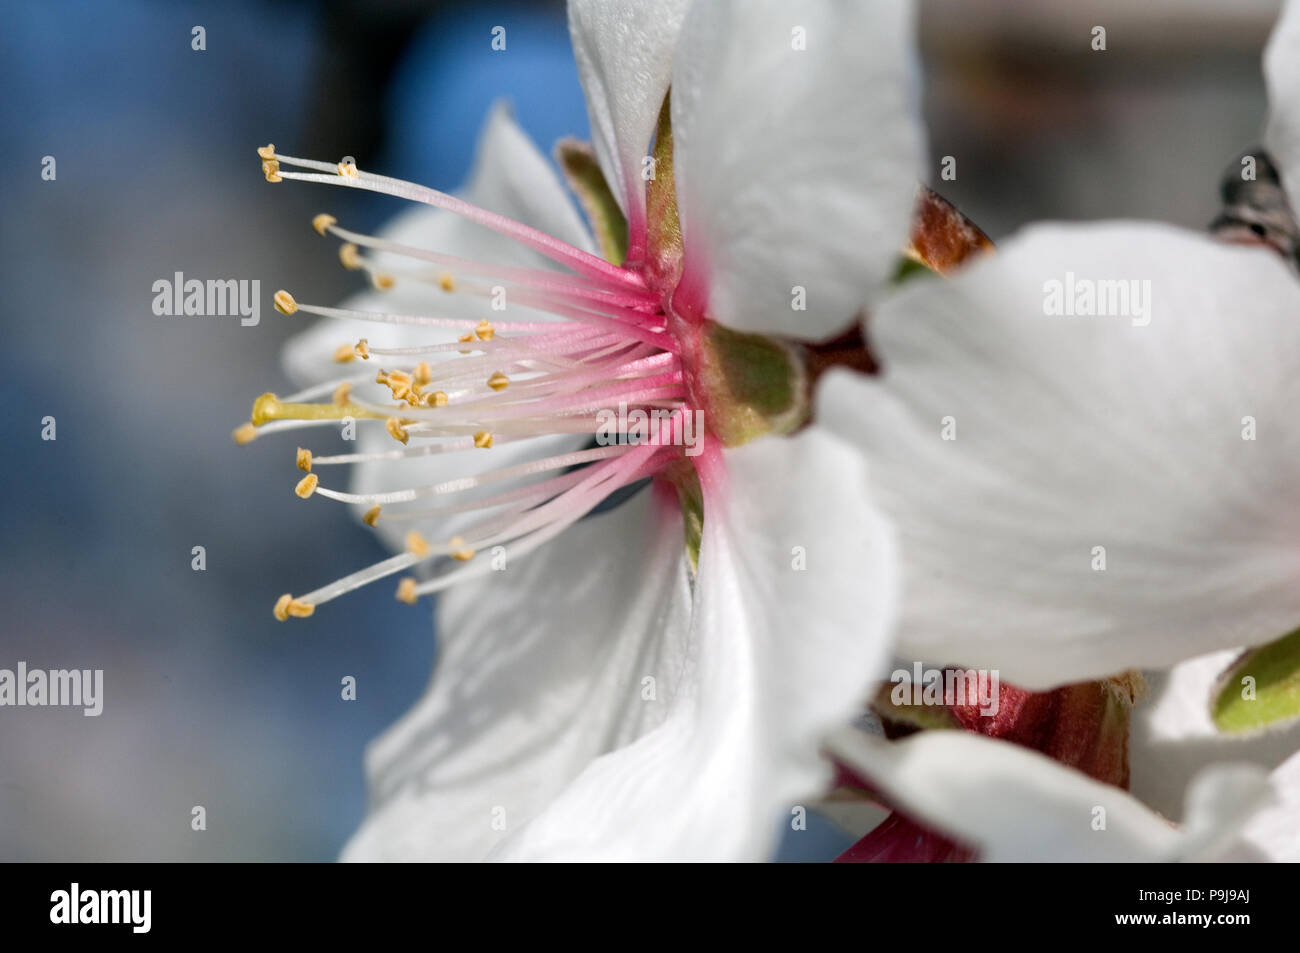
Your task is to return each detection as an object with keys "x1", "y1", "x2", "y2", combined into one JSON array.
[{"x1": 0, "y1": 0, "x2": 1280, "y2": 859}]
